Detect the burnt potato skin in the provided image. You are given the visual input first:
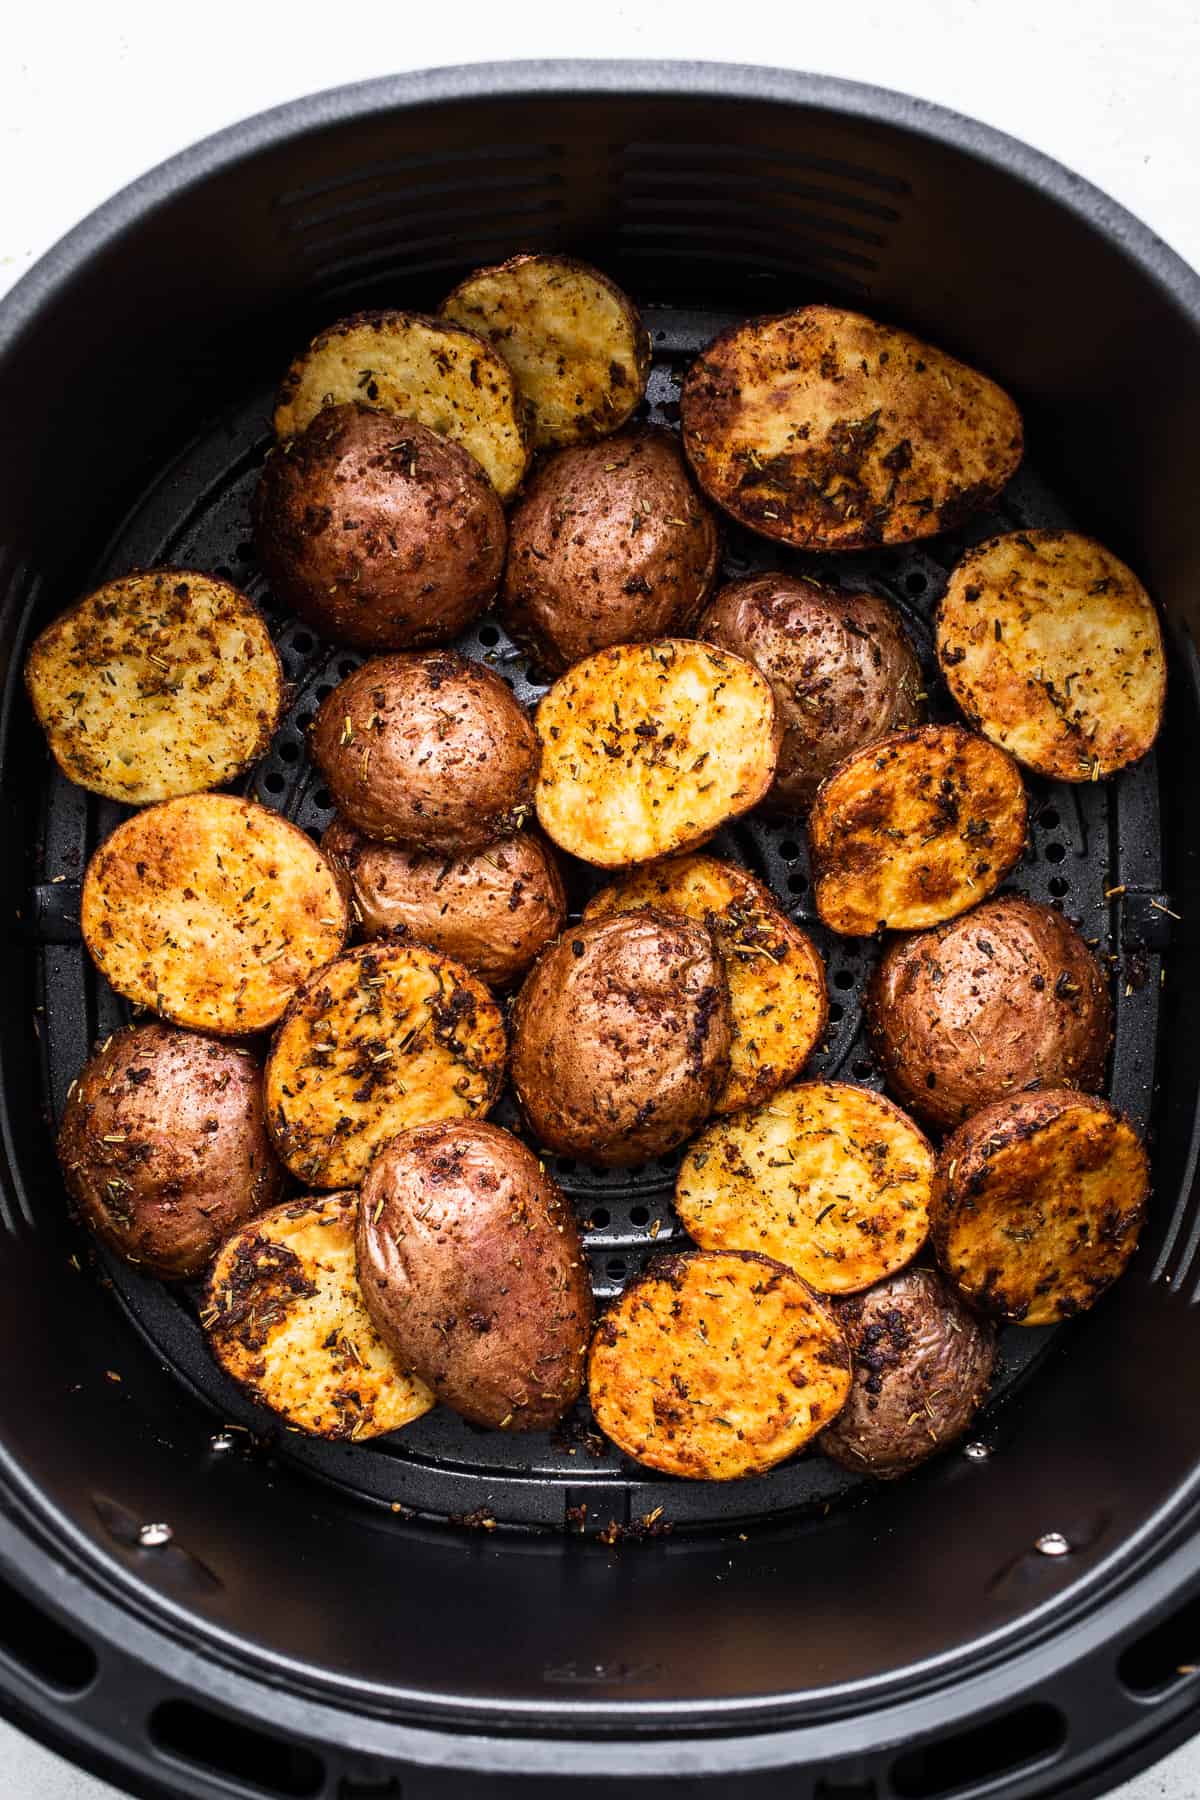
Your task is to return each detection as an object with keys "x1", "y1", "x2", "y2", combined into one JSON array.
[
  {"x1": 357, "y1": 1121, "x2": 593, "y2": 1430},
  {"x1": 510, "y1": 910, "x2": 732, "y2": 1167},
  {"x1": 57, "y1": 1024, "x2": 285, "y2": 1280},
  {"x1": 821, "y1": 1265, "x2": 997, "y2": 1478},
  {"x1": 254, "y1": 403, "x2": 505, "y2": 651}
]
